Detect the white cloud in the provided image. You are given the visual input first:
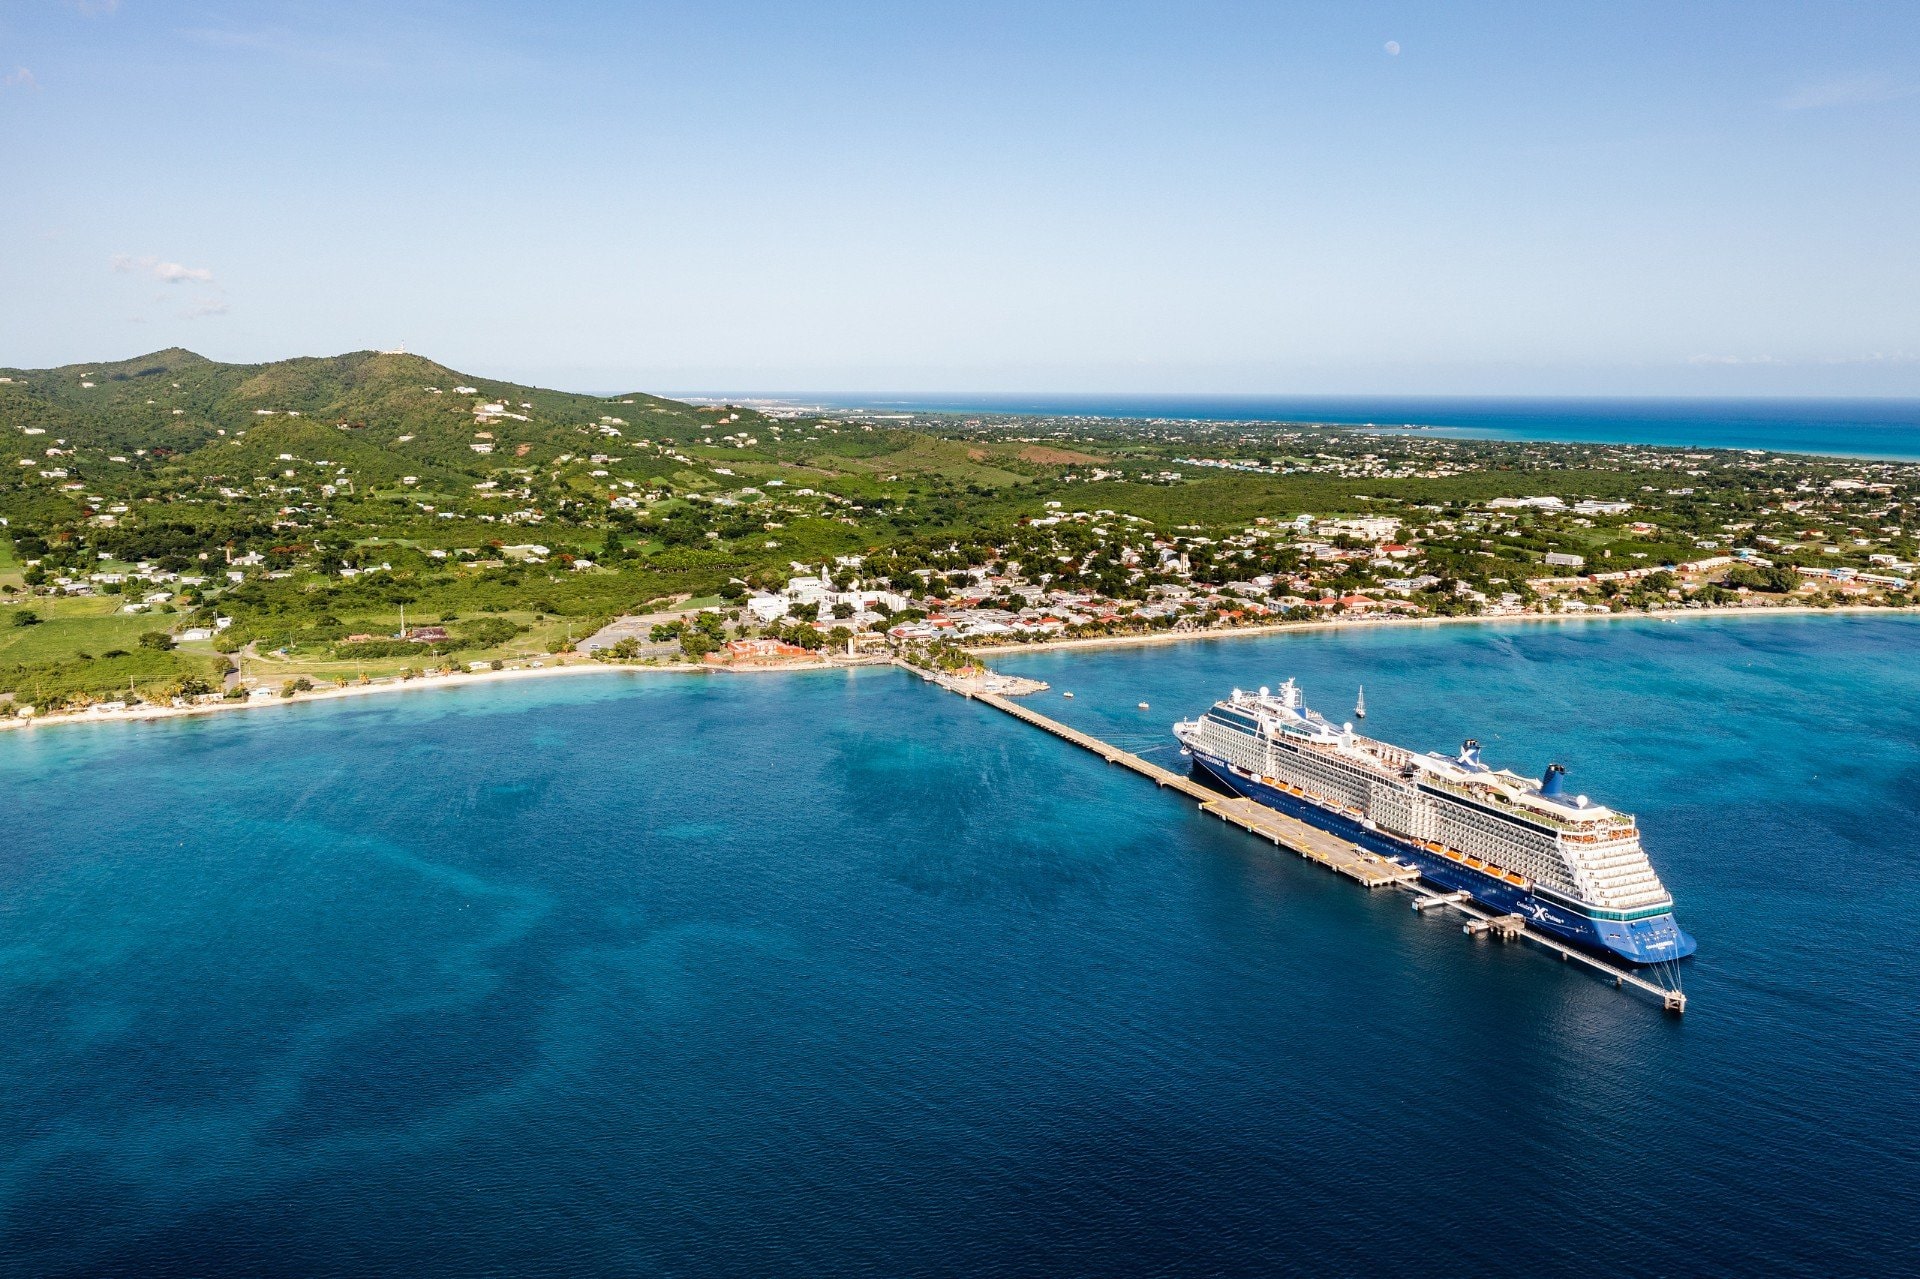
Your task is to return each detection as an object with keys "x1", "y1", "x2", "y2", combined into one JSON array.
[
  {"x1": 111, "y1": 253, "x2": 216, "y2": 284},
  {"x1": 1383, "y1": 41, "x2": 1401, "y2": 57},
  {"x1": 1779, "y1": 77, "x2": 1919, "y2": 111},
  {"x1": 1689, "y1": 352, "x2": 1918, "y2": 367},
  {"x1": 182, "y1": 296, "x2": 230, "y2": 320},
  {"x1": 1819, "y1": 351, "x2": 1919, "y2": 366},
  {"x1": 2, "y1": 67, "x2": 37, "y2": 90}
]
